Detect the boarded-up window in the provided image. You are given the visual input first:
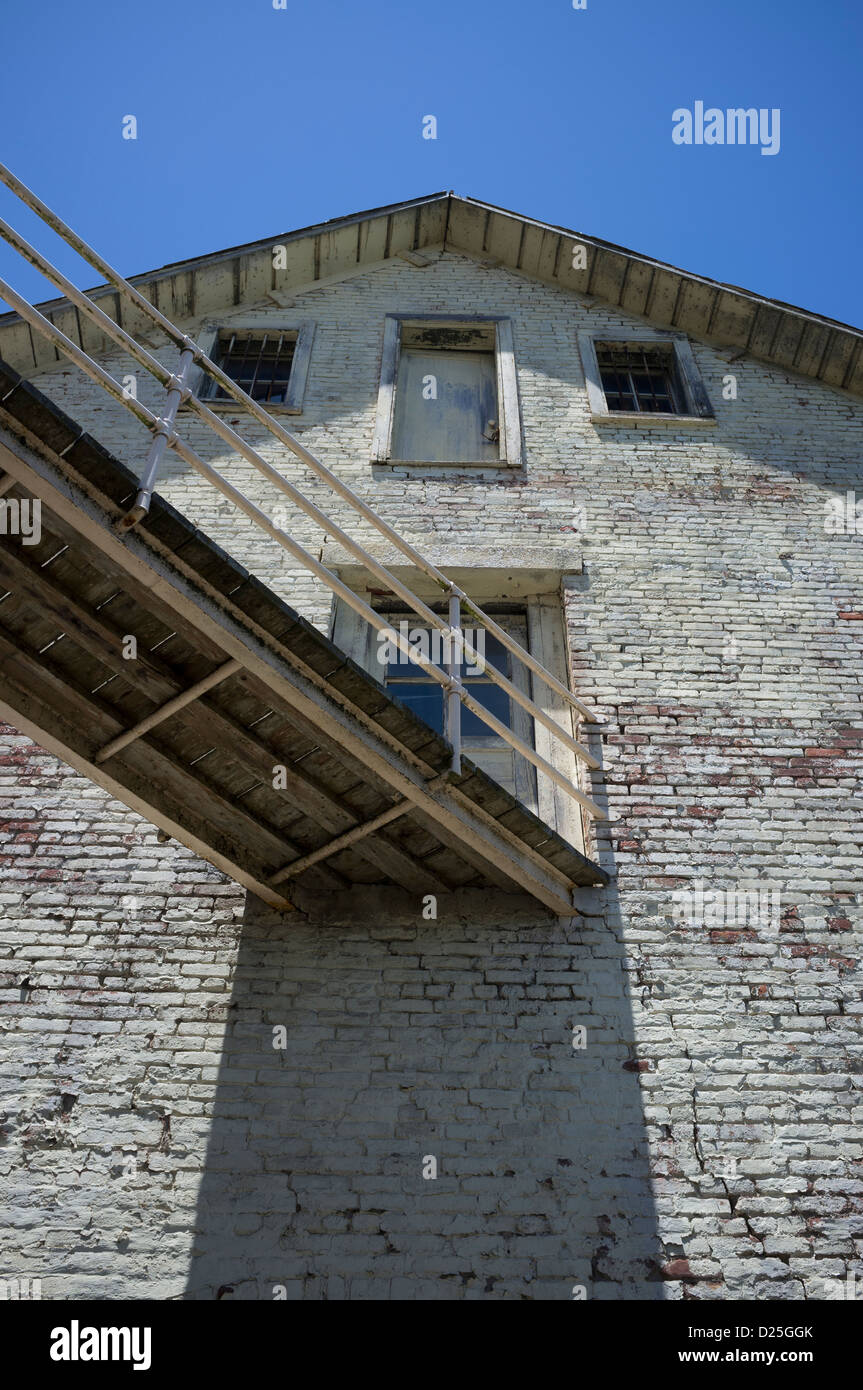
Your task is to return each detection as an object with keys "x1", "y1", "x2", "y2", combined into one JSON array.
[
  {"x1": 373, "y1": 317, "x2": 523, "y2": 467},
  {"x1": 389, "y1": 324, "x2": 500, "y2": 464}
]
